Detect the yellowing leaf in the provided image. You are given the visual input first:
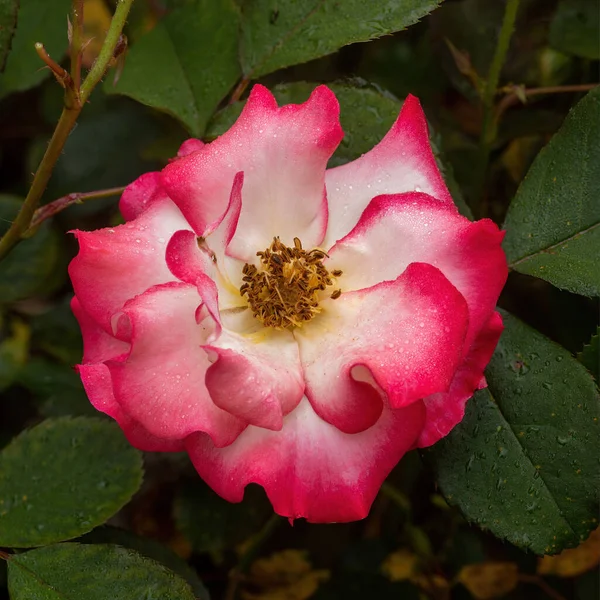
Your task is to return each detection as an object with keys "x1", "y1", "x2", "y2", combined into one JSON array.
[
  {"x1": 458, "y1": 562, "x2": 519, "y2": 600},
  {"x1": 241, "y1": 549, "x2": 329, "y2": 600},
  {"x1": 381, "y1": 549, "x2": 418, "y2": 581},
  {"x1": 538, "y1": 527, "x2": 600, "y2": 577}
]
